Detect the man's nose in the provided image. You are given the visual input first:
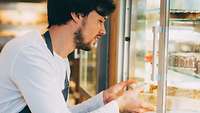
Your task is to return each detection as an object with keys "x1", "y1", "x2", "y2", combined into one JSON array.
[{"x1": 99, "y1": 25, "x2": 106, "y2": 36}]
